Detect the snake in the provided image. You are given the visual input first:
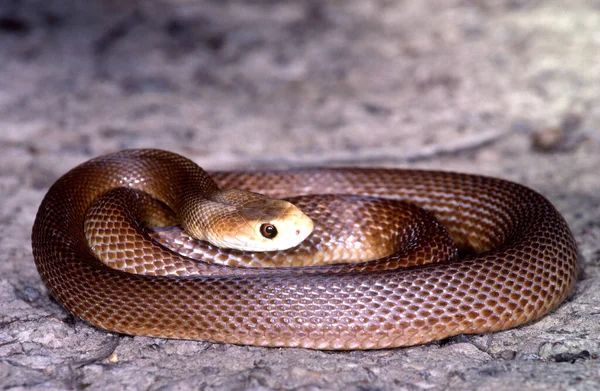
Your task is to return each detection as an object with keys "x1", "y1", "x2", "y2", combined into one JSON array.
[{"x1": 31, "y1": 149, "x2": 578, "y2": 350}]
